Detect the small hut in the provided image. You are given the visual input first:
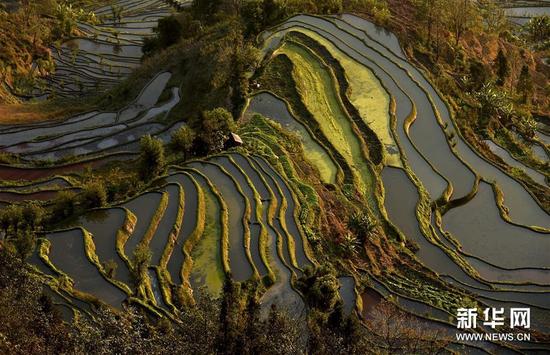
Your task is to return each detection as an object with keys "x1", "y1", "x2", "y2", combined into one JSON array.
[{"x1": 225, "y1": 132, "x2": 243, "y2": 149}]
